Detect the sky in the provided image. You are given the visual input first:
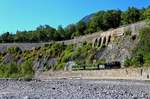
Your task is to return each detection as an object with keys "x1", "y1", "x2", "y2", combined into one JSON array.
[{"x1": 0, "y1": 0, "x2": 150, "y2": 34}]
